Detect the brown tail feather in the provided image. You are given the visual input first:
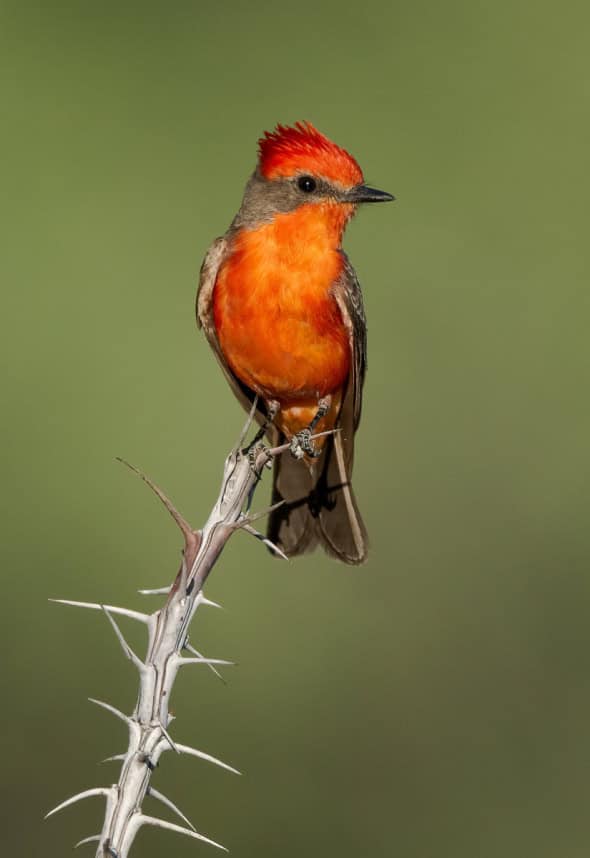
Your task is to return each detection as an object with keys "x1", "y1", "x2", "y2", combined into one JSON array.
[{"x1": 267, "y1": 432, "x2": 368, "y2": 565}]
